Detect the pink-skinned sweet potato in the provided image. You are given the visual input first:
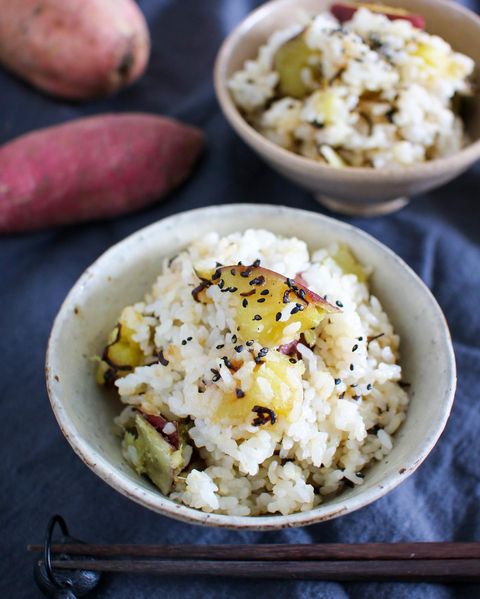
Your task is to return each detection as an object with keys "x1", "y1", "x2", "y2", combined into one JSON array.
[
  {"x1": 0, "y1": 114, "x2": 203, "y2": 233},
  {"x1": 0, "y1": 0, "x2": 150, "y2": 100}
]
